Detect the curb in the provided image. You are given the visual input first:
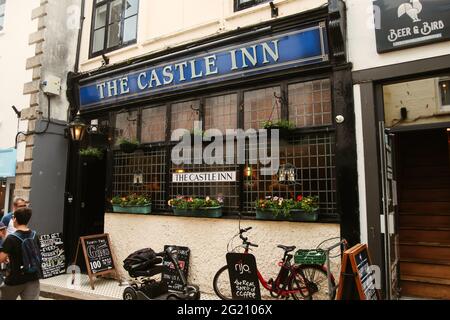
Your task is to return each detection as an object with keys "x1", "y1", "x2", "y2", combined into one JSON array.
[{"x1": 40, "y1": 283, "x2": 121, "y2": 300}]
